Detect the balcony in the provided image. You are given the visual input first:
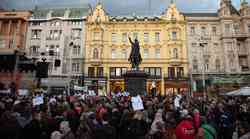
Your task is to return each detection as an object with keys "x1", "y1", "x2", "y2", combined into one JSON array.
[
  {"x1": 84, "y1": 75, "x2": 107, "y2": 80},
  {"x1": 168, "y1": 58, "x2": 183, "y2": 66},
  {"x1": 164, "y1": 75, "x2": 189, "y2": 81},
  {"x1": 233, "y1": 33, "x2": 248, "y2": 41},
  {"x1": 167, "y1": 39, "x2": 182, "y2": 46}
]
